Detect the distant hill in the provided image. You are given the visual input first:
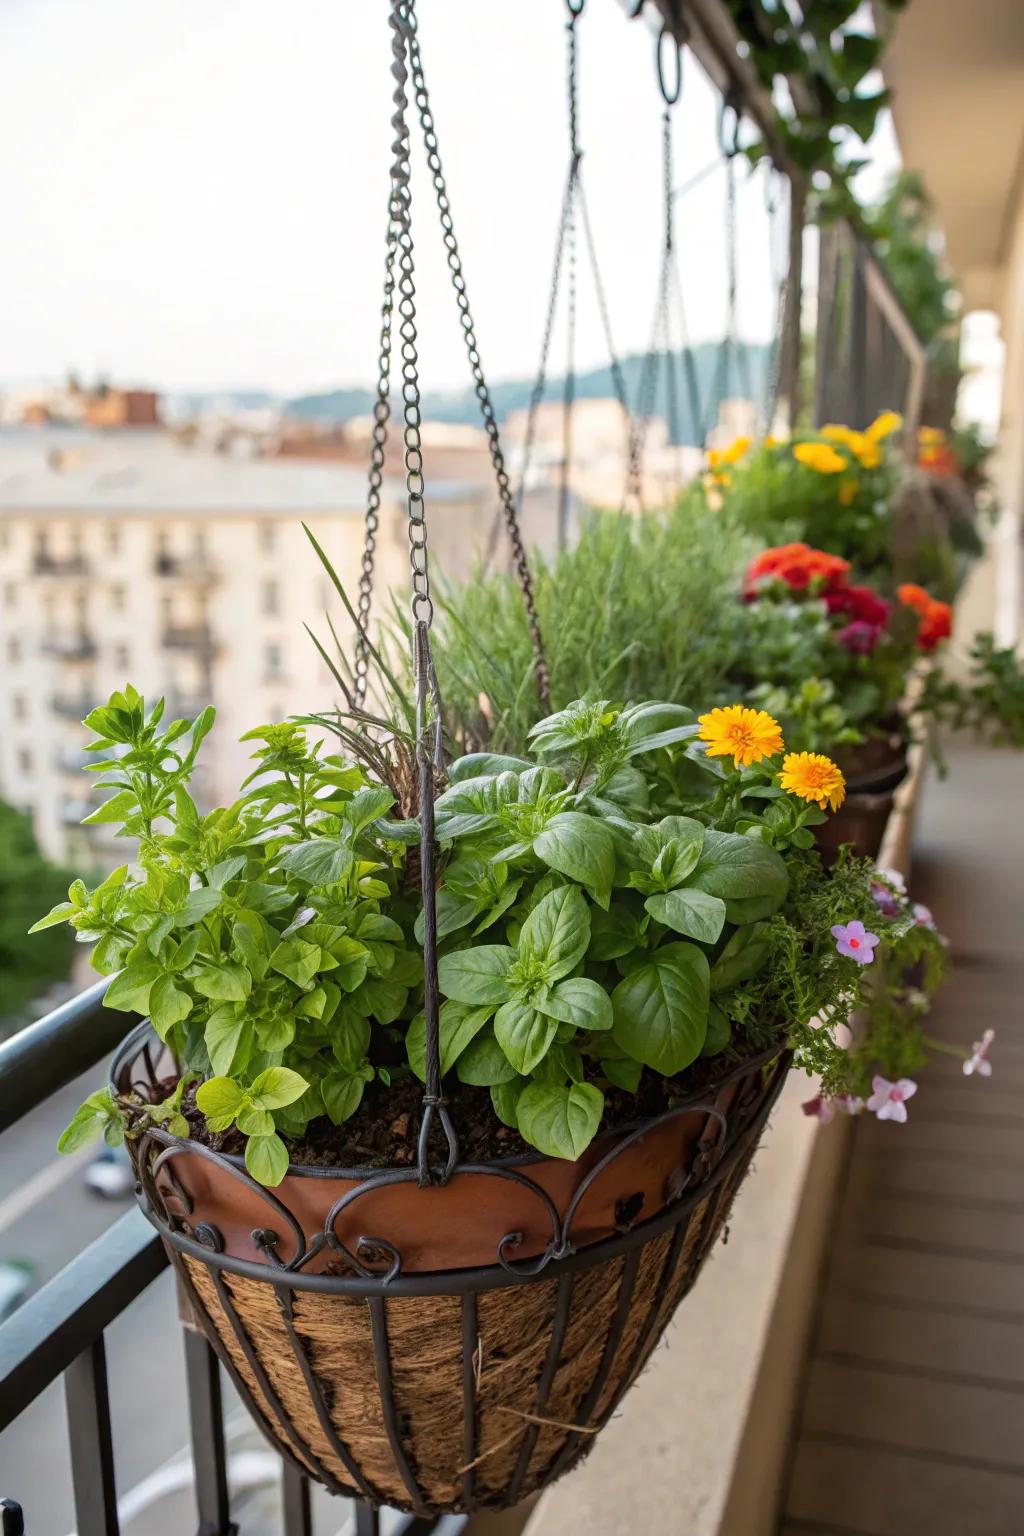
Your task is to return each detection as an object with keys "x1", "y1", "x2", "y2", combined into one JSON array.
[{"x1": 168, "y1": 341, "x2": 770, "y2": 448}]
